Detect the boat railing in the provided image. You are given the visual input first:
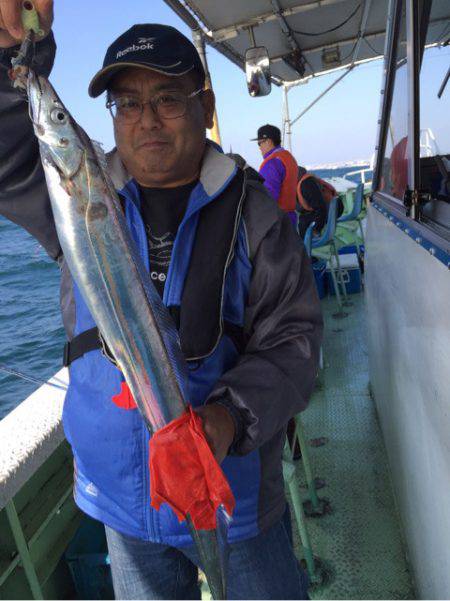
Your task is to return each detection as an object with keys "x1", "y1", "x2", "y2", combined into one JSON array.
[
  {"x1": 419, "y1": 127, "x2": 439, "y2": 157},
  {"x1": 0, "y1": 368, "x2": 86, "y2": 599},
  {"x1": 343, "y1": 167, "x2": 373, "y2": 185},
  {"x1": 0, "y1": 368, "x2": 68, "y2": 510}
]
